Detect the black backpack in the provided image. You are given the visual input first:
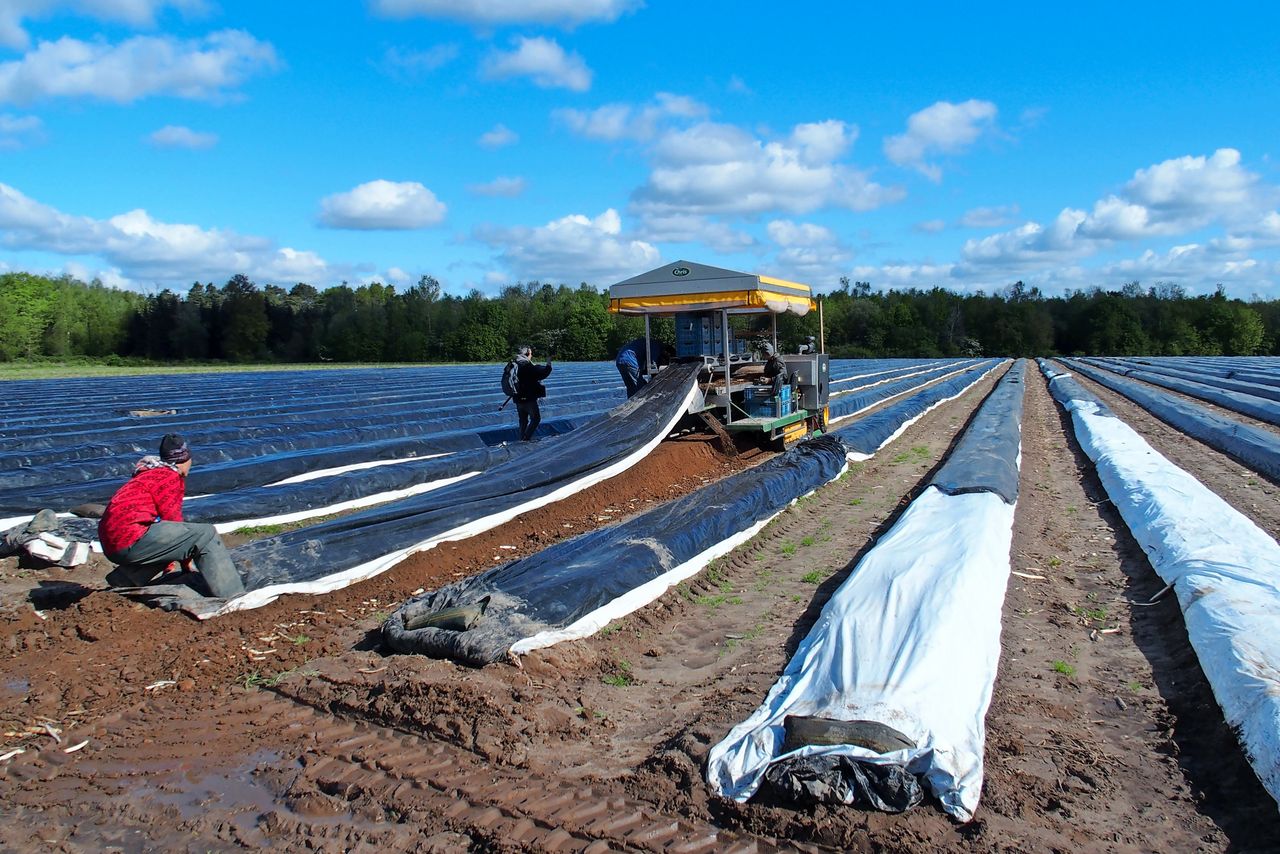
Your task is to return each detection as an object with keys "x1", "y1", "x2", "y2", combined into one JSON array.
[{"x1": 501, "y1": 360, "x2": 520, "y2": 398}]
